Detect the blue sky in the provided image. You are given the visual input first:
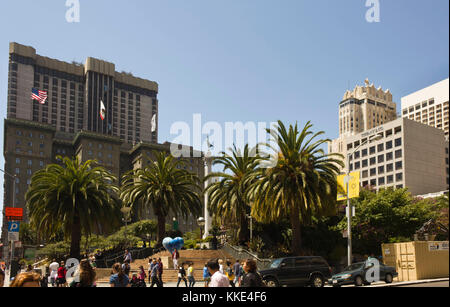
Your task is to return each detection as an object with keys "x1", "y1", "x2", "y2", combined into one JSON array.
[{"x1": 0, "y1": 0, "x2": 448, "y2": 225}]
